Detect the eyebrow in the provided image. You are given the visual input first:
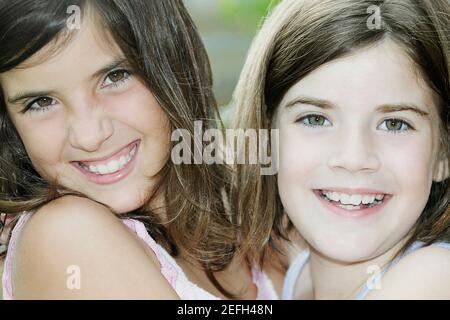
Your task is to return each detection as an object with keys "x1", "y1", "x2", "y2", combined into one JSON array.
[
  {"x1": 375, "y1": 103, "x2": 429, "y2": 117},
  {"x1": 284, "y1": 96, "x2": 430, "y2": 117},
  {"x1": 7, "y1": 57, "x2": 129, "y2": 104},
  {"x1": 285, "y1": 97, "x2": 334, "y2": 110}
]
